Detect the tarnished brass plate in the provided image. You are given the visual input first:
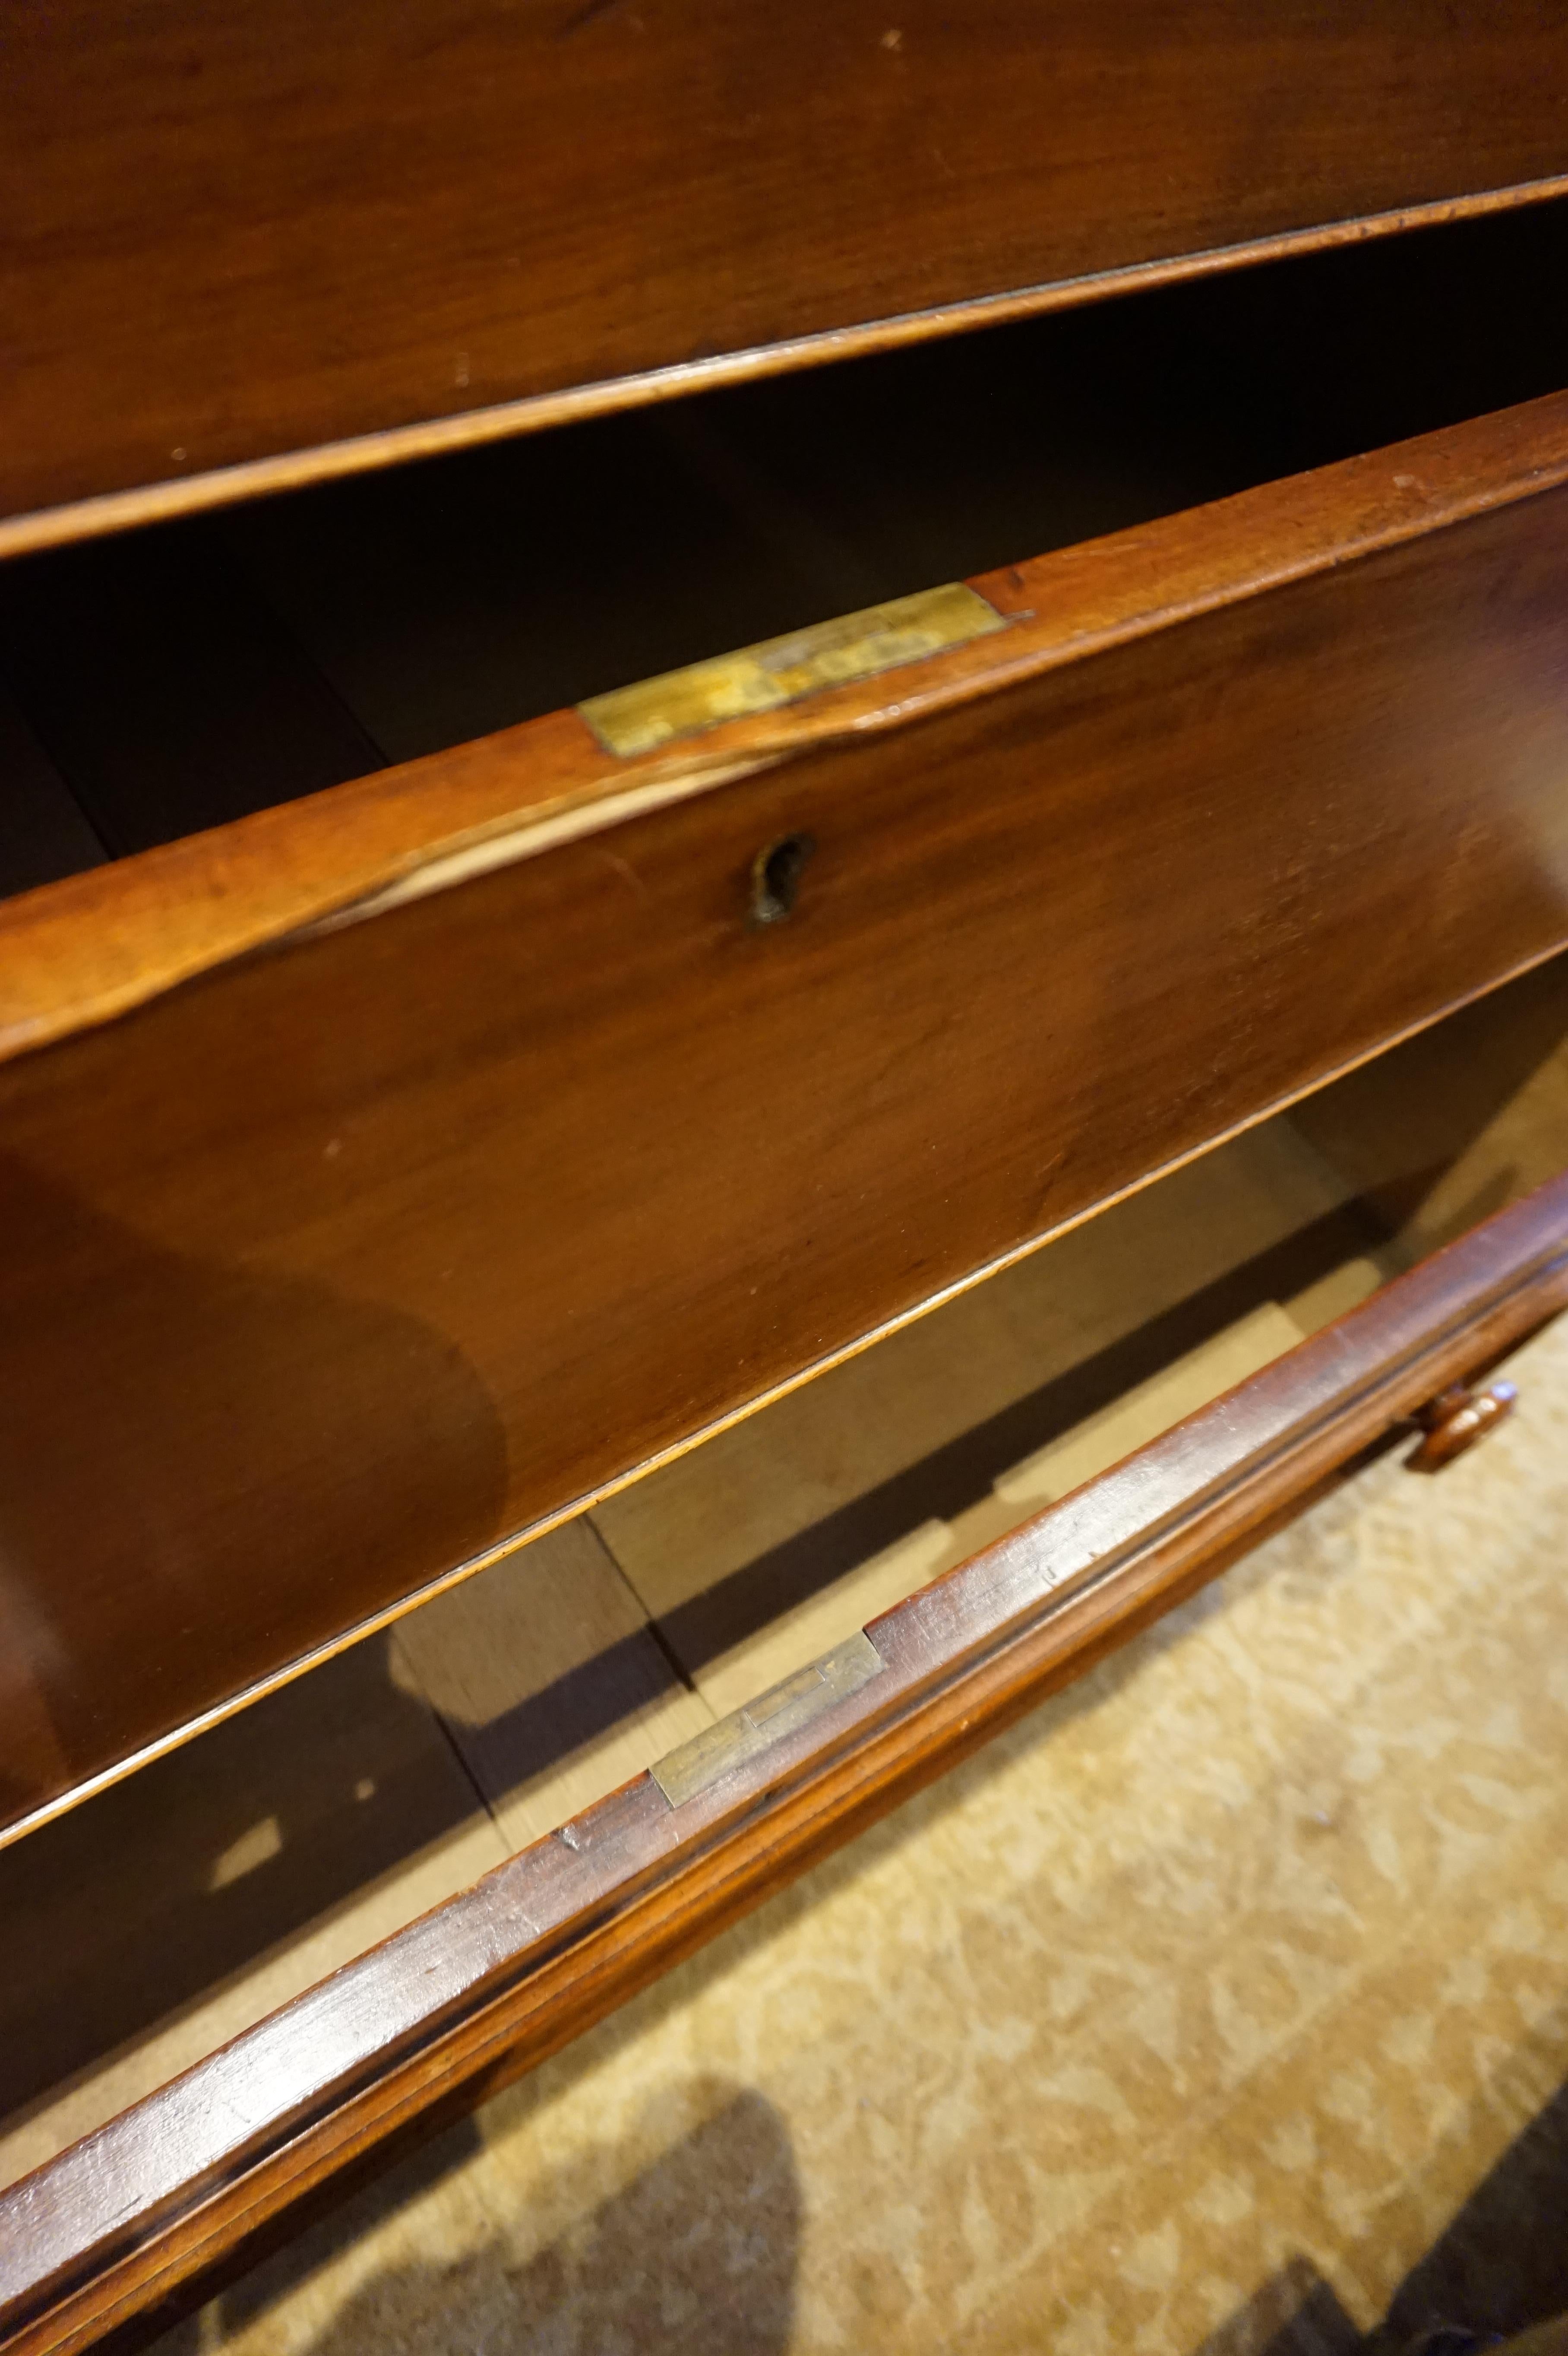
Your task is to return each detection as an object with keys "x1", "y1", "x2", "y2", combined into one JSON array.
[
  {"x1": 579, "y1": 582, "x2": 1007, "y2": 758},
  {"x1": 651, "y1": 1630, "x2": 886, "y2": 1808}
]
